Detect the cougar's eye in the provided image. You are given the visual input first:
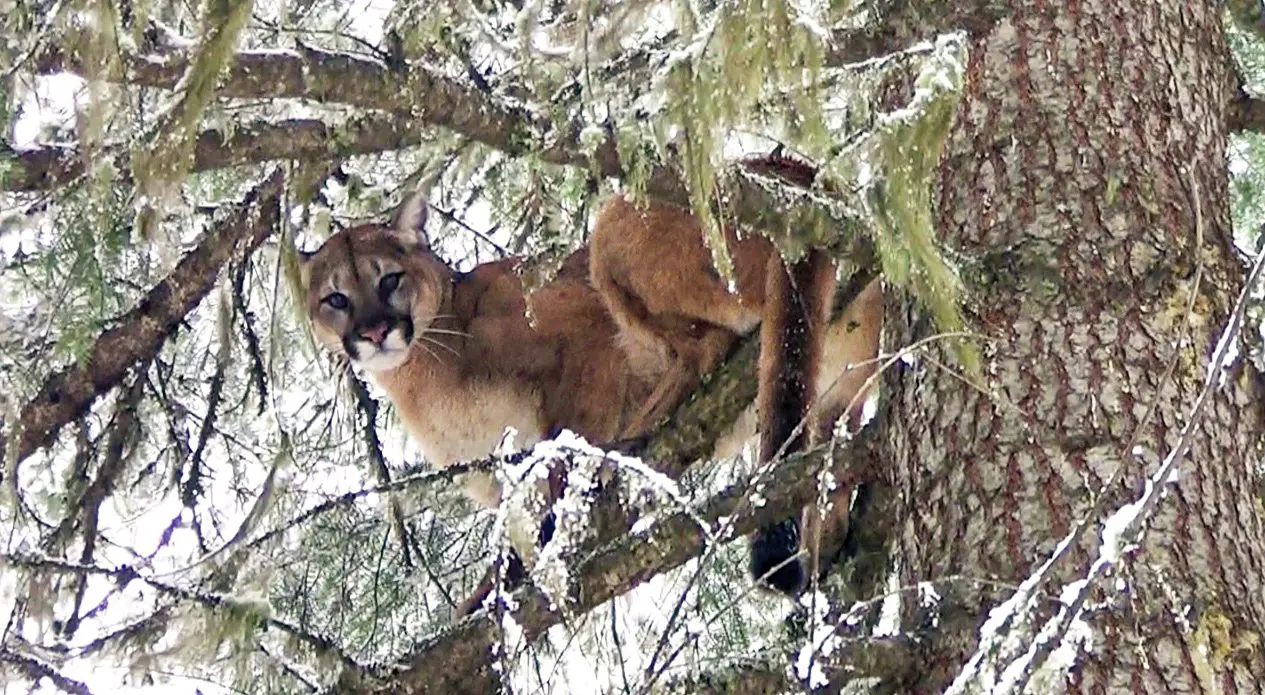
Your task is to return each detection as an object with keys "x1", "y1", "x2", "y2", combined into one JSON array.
[
  {"x1": 322, "y1": 292, "x2": 350, "y2": 310},
  {"x1": 378, "y1": 272, "x2": 404, "y2": 299}
]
